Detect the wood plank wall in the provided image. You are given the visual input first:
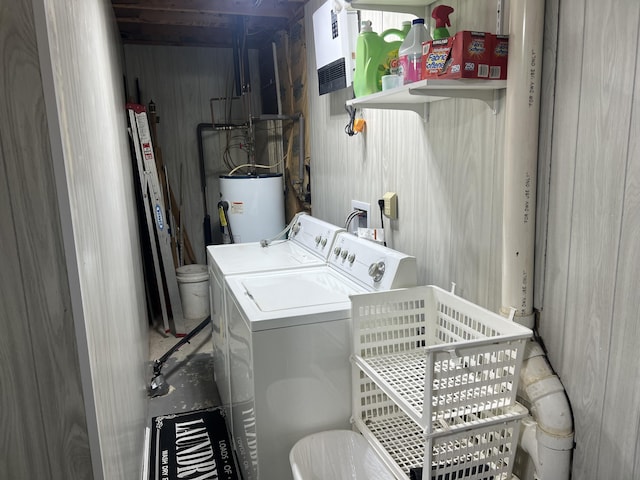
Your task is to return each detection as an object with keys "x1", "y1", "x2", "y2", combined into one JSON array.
[
  {"x1": 1, "y1": 0, "x2": 151, "y2": 478},
  {"x1": 537, "y1": 0, "x2": 640, "y2": 478},
  {"x1": 305, "y1": 0, "x2": 640, "y2": 479},
  {"x1": 35, "y1": 0, "x2": 151, "y2": 477},
  {"x1": 0, "y1": 1, "x2": 92, "y2": 478}
]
